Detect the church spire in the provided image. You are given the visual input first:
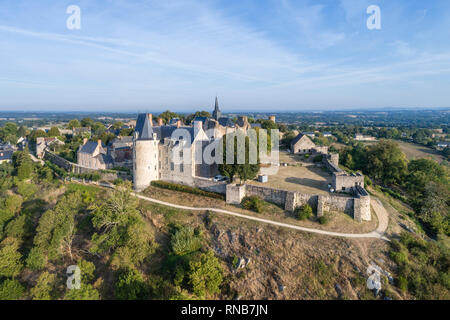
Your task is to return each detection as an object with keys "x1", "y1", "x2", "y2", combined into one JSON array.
[{"x1": 212, "y1": 96, "x2": 221, "y2": 120}]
